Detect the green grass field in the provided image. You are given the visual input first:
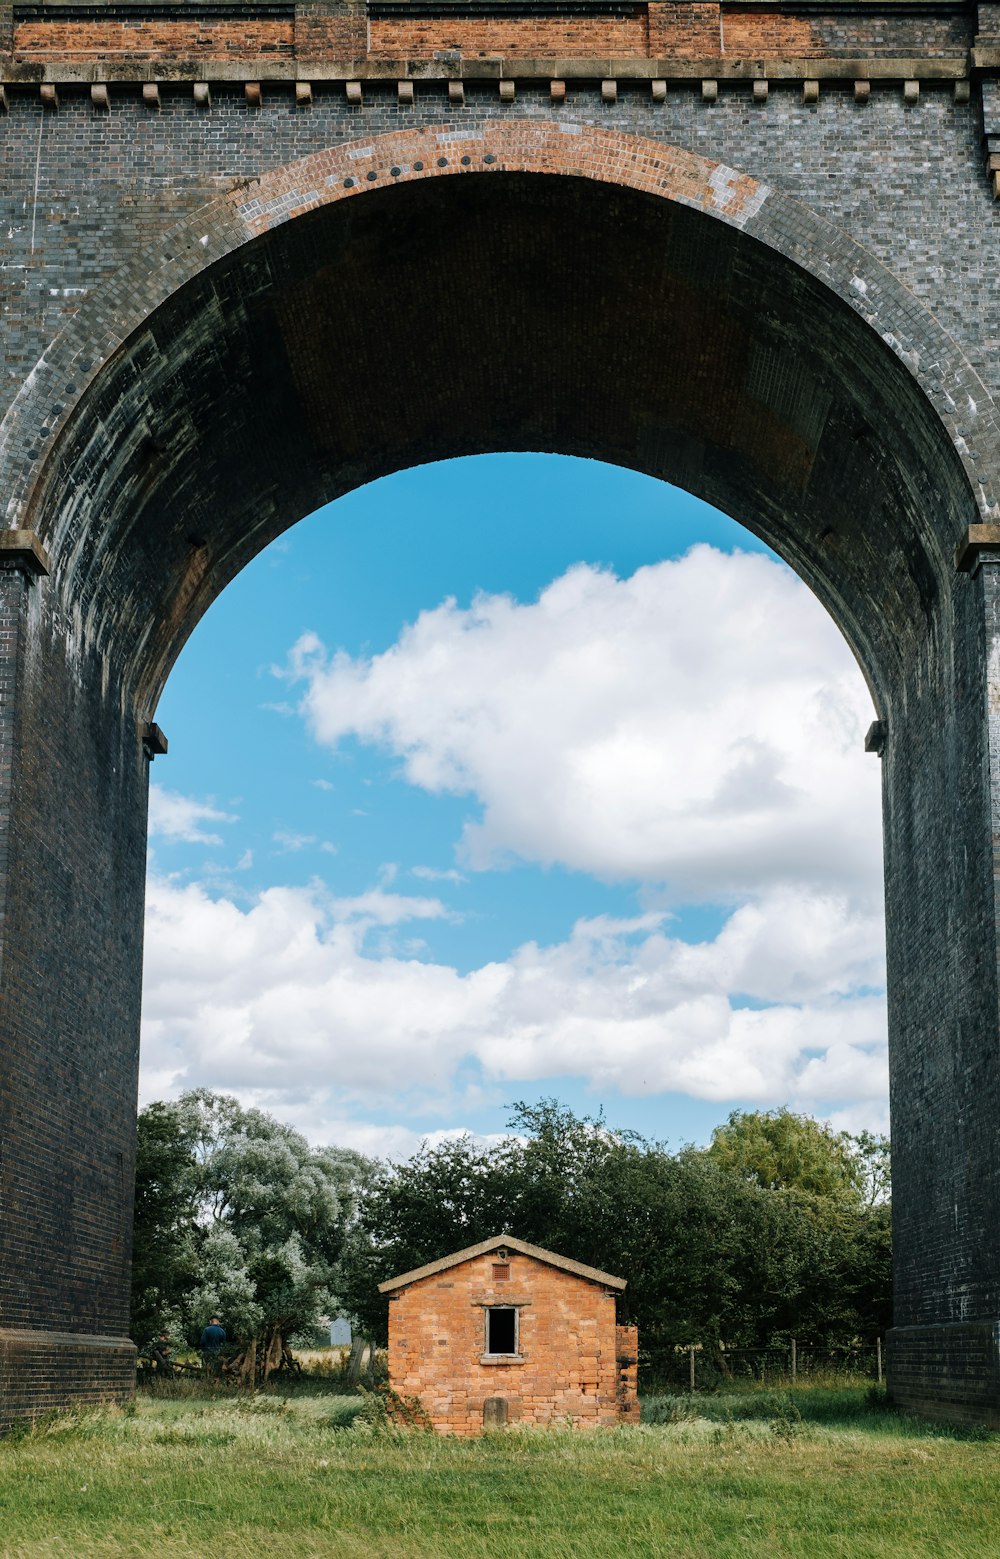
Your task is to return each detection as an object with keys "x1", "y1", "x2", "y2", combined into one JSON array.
[{"x1": 0, "y1": 1385, "x2": 998, "y2": 1559}]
